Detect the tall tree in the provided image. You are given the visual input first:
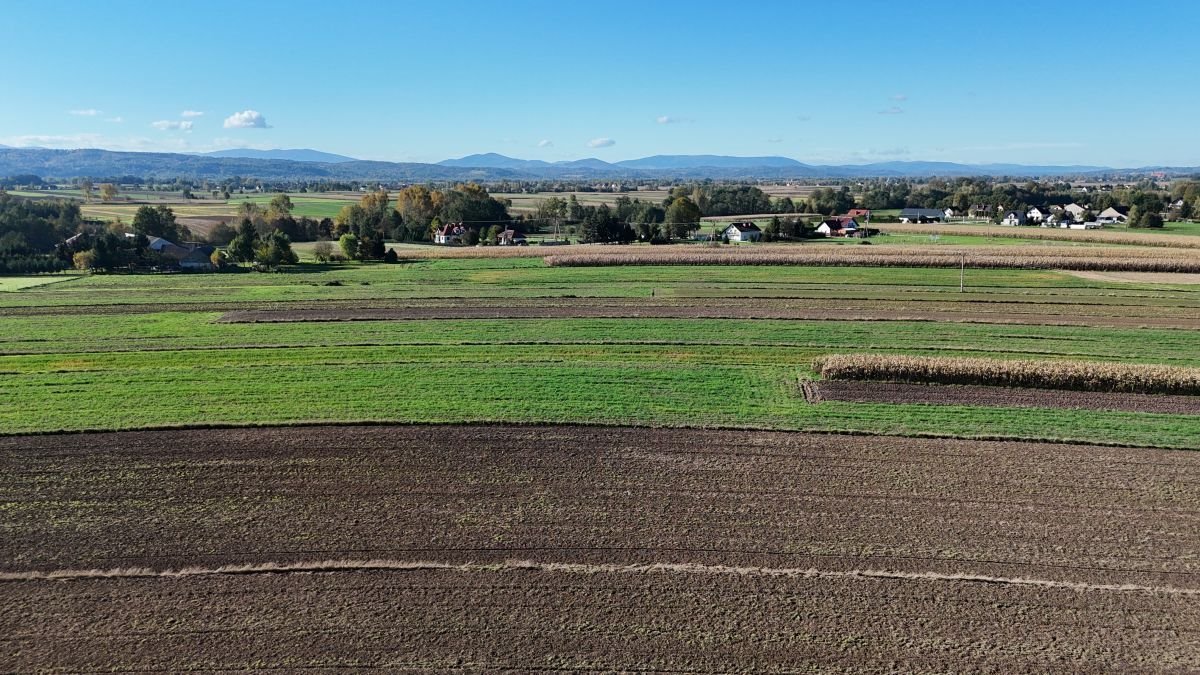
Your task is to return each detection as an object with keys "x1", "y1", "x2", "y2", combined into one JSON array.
[
  {"x1": 99, "y1": 183, "x2": 119, "y2": 203},
  {"x1": 80, "y1": 179, "x2": 94, "y2": 203},
  {"x1": 664, "y1": 197, "x2": 701, "y2": 240}
]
